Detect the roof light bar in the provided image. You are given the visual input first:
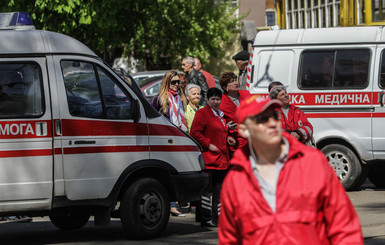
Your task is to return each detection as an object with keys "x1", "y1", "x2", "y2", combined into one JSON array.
[{"x1": 0, "y1": 12, "x2": 35, "y2": 30}]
